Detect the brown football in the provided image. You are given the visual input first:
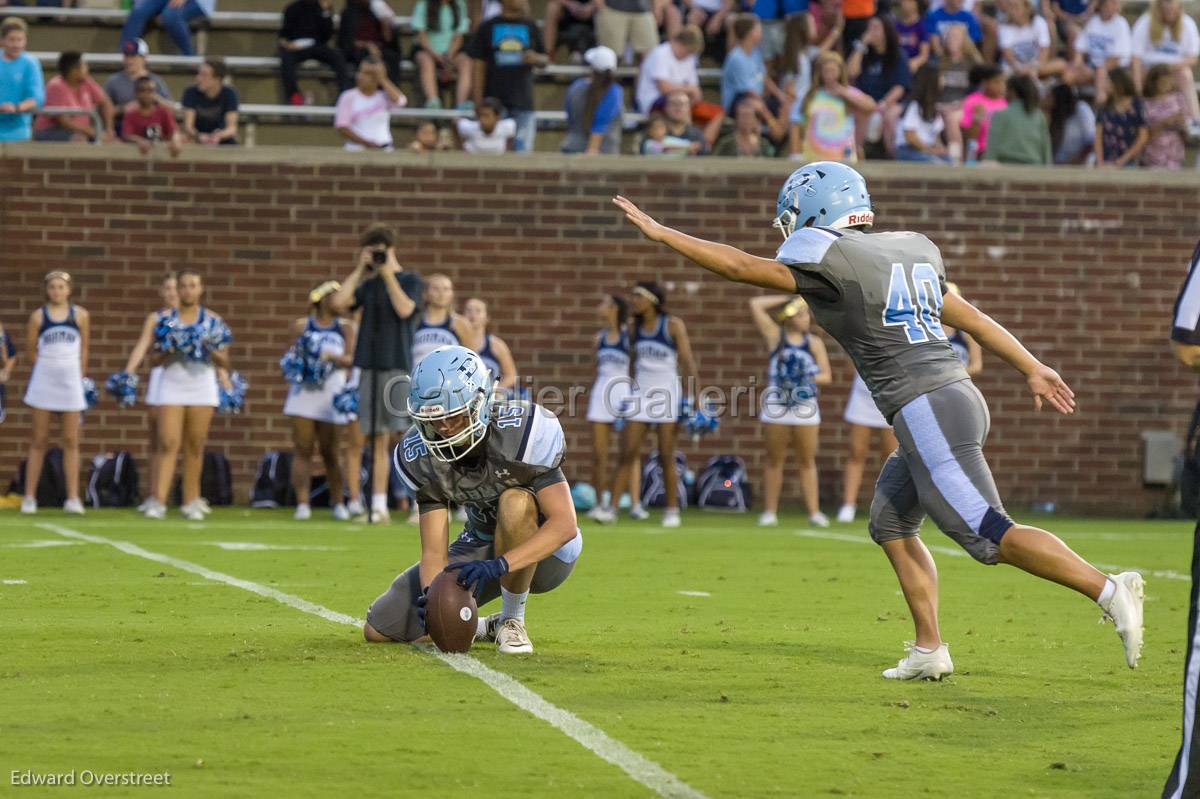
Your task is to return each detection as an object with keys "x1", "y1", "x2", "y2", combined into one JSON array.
[{"x1": 426, "y1": 571, "x2": 478, "y2": 653}]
